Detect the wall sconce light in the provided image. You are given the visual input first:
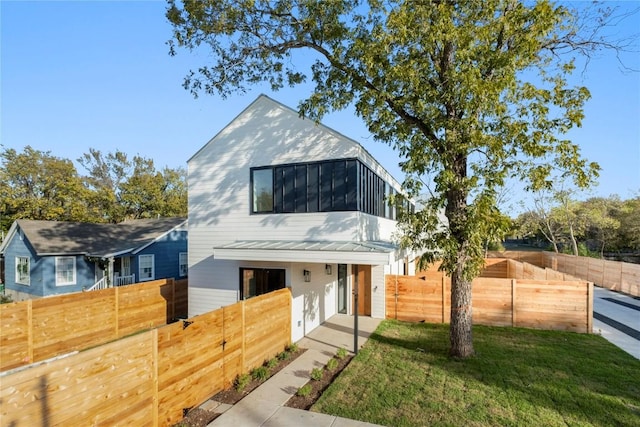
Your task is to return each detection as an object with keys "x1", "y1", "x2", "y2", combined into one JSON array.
[
  {"x1": 325, "y1": 264, "x2": 332, "y2": 275},
  {"x1": 303, "y1": 269, "x2": 311, "y2": 282}
]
